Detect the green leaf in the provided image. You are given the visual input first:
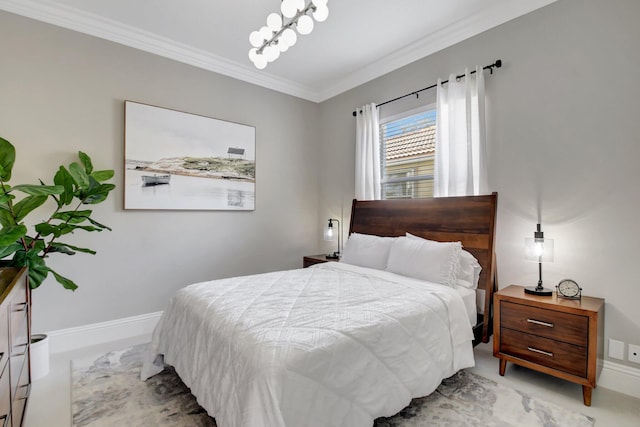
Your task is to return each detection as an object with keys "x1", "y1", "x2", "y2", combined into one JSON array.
[
  {"x1": 34, "y1": 222, "x2": 74, "y2": 238},
  {"x1": 0, "y1": 242, "x2": 21, "y2": 259},
  {"x1": 47, "y1": 245, "x2": 75, "y2": 255},
  {"x1": 34, "y1": 223, "x2": 57, "y2": 237},
  {"x1": 52, "y1": 210, "x2": 92, "y2": 224},
  {"x1": 0, "y1": 193, "x2": 13, "y2": 205},
  {"x1": 0, "y1": 224, "x2": 26, "y2": 245},
  {"x1": 49, "y1": 242, "x2": 96, "y2": 255},
  {"x1": 69, "y1": 162, "x2": 90, "y2": 190},
  {"x1": 53, "y1": 166, "x2": 75, "y2": 206},
  {"x1": 48, "y1": 268, "x2": 77, "y2": 291},
  {"x1": 78, "y1": 151, "x2": 93, "y2": 174},
  {"x1": 91, "y1": 170, "x2": 114, "y2": 182},
  {"x1": 86, "y1": 216, "x2": 112, "y2": 231},
  {"x1": 30, "y1": 238, "x2": 46, "y2": 253},
  {"x1": 82, "y1": 183, "x2": 116, "y2": 205},
  {"x1": 69, "y1": 224, "x2": 102, "y2": 232},
  {"x1": 0, "y1": 208, "x2": 16, "y2": 227},
  {"x1": 0, "y1": 137, "x2": 16, "y2": 182},
  {"x1": 10, "y1": 184, "x2": 64, "y2": 196},
  {"x1": 23, "y1": 253, "x2": 48, "y2": 289},
  {"x1": 12, "y1": 195, "x2": 47, "y2": 222}
]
